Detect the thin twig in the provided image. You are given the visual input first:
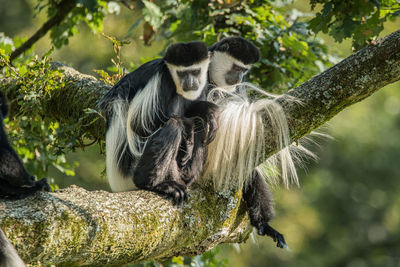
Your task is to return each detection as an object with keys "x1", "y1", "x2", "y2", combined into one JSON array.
[{"x1": 9, "y1": 0, "x2": 76, "y2": 63}]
